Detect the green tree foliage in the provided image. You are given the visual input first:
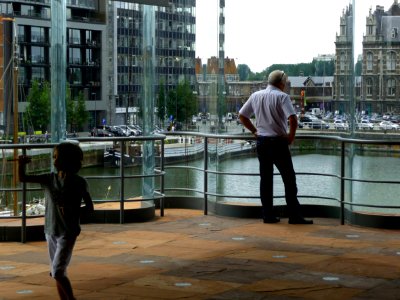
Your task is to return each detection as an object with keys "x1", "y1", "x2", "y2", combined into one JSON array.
[
  {"x1": 241, "y1": 59, "x2": 337, "y2": 81},
  {"x1": 75, "y1": 92, "x2": 89, "y2": 131},
  {"x1": 25, "y1": 80, "x2": 50, "y2": 133},
  {"x1": 66, "y1": 90, "x2": 89, "y2": 132},
  {"x1": 156, "y1": 81, "x2": 166, "y2": 124},
  {"x1": 166, "y1": 80, "x2": 197, "y2": 123},
  {"x1": 237, "y1": 64, "x2": 251, "y2": 81}
]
